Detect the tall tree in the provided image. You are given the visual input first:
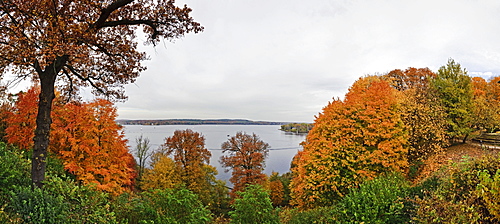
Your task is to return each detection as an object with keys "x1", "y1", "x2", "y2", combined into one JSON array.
[
  {"x1": 220, "y1": 132, "x2": 270, "y2": 197},
  {"x1": 134, "y1": 134, "x2": 151, "y2": 182},
  {"x1": 159, "y1": 129, "x2": 219, "y2": 207},
  {"x1": 291, "y1": 76, "x2": 408, "y2": 208},
  {"x1": 0, "y1": 0, "x2": 203, "y2": 188},
  {"x1": 51, "y1": 99, "x2": 137, "y2": 194},
  {"x1": 386, "y1": 68, "x2": 448, "y2": 164},
  {"x1": 431, "y1": 59, "x2": 474, "y2": 143}
]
